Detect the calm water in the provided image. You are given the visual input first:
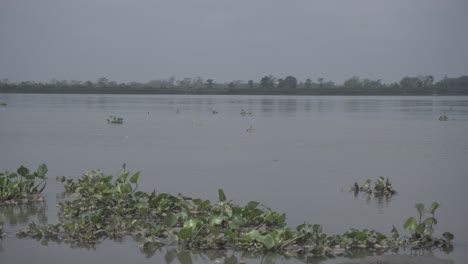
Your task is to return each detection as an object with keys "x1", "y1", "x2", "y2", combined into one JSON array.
[{"x1": 1, "y1": 94, "x2": 467, "y2": 264}]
